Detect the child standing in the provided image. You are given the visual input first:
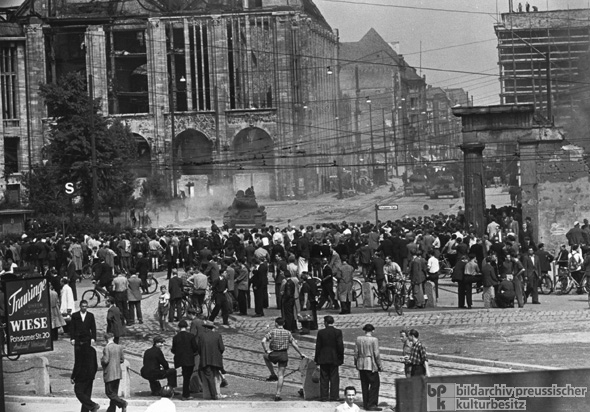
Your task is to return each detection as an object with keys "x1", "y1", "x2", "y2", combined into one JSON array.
[{"x1": 157, "y1": 285, "x2": 170, "y2": 331}]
